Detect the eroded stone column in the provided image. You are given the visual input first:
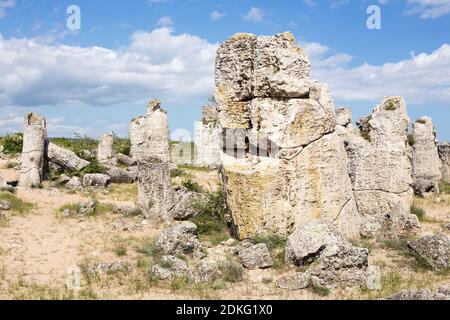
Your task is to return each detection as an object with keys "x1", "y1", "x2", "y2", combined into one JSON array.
[
  {"x1": 439, "y1": 143, "x2": 450, "y2": 184},
  {"x1": 194, "y1": 106, "x2": 221, "y2": 168},
  {"x1": 132, "y1": 100, "x2": 174, "y2": 221},
  {"x1": 98, "y1": 133, "x2": 114, "y2": 163},
  {"x1": 19, "y1": 112, "x2": 47, "y2": 188},
  {"x1": 411, "y1": 117, "x2": 442, "y2": 196}
]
